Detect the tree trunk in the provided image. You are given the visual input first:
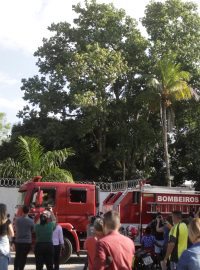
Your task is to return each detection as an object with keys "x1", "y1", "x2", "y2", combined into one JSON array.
[{"x1": 162, "y1": 104, "x2": 171, "y2": 186}]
